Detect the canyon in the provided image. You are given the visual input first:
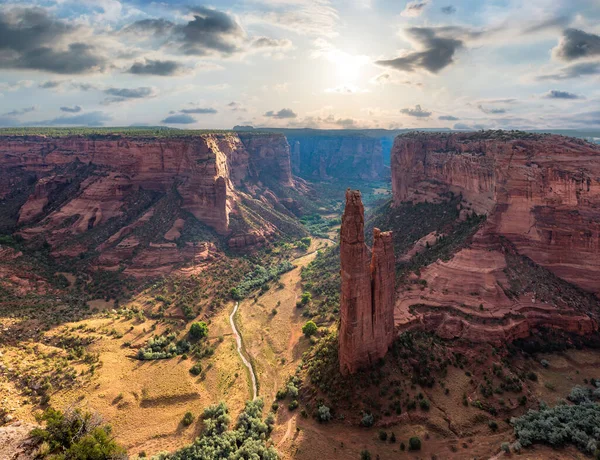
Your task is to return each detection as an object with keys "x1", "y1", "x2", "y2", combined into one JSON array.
[
  {"x1": 391, "y1": 132, "x2": 600, "y2": 344},
  {"x1": 0, "y1": 132, "x2": 304, "y2": 277},
  {"x1": 339, "y1": 189, "x2": 395, "y2": 375}
]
